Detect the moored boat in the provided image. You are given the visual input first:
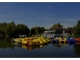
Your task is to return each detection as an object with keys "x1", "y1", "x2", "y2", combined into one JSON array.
[
  {"x1": 74, "y1": 38, "x2": 80, "y2": 41},
  {"x1": 67, "y1": 37, "x2": 76, "y2": 43},
  {"x1": 11, "y1": 36, "x2": 51, "y2": 45},
  {"x1": 58, "y1": 37, "x2": 67, "y2": 43},
  {"x1": 51, "y1": 39, "x2": 59, "y2": 44}
]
